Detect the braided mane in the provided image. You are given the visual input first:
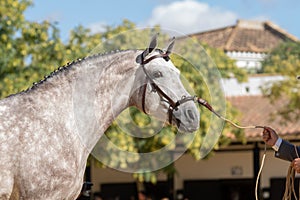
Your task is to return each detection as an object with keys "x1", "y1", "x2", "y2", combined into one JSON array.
[{"x1": 20, "y1": 49, "x2": 138, "y2": 94}]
